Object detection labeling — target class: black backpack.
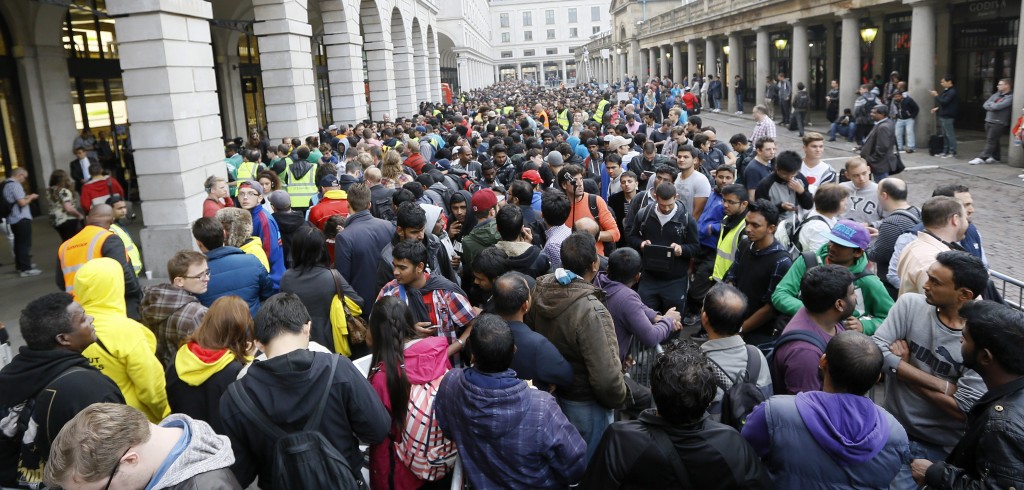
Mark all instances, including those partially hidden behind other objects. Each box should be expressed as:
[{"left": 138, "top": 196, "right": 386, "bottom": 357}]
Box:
[
  {"left": 763, "top": 330, "right": 828, "bottom": 370},
  {"left": 0, "top": 180, "right": 16, "bottom": 218},
  {"left": 228, "top": 356, "right": 361, "bottom": 490},
  {"left": 708, "top": 345, "right": 766, "bottom": 430},
  {"left": 786, "top": 215, "right": 829, "bottom": 258}
]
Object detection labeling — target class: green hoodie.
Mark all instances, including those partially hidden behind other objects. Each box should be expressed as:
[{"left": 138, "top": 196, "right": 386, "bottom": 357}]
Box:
[{"left": 771, "top": 243, "right": 894, "bottom": 335}]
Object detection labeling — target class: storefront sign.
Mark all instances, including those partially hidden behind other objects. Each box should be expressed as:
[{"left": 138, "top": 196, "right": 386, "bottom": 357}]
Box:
[{"left": 953, "top": 0, "right": 1020, "bottom": 22}]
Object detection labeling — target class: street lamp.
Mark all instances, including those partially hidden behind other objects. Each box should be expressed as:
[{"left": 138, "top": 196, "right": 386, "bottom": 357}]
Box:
[
  {"left": 773, "top": 38, "right": 788, "bottom": 51},
  {"left": 722, "top": 45, "right": 730, "bottom": 56},
  {"left": 666, "top": 51, "right": 671, "bottom": 59},
  {"left": 860, "top": 26, "right": 878, "bottom": 44}
]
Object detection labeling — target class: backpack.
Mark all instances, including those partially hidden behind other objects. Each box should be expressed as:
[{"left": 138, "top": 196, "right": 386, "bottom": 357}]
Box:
[
  {"left": 763, "top": 330, "right": 828, "bottom": 368},
  {"left": 393, "top": 373, "right": 457, "bottom": 481},
  {"left": 793, "top": 91, "right": 810, "bottom": 110},
  {"left": 587, "top": 194, "right": 616, "bottom": 254},
  {"left": 786, "top": 215, "right": 829, "bottom": 257},
  {"left": 0, "top": 180, "right": 16, "bottom": 219},
  {"left": 708, "top": 345, "right": 766, "bottom": 430},
  {"left": 889, "top": 208, "right": 921, "bottom": 225},
  {"left": 227, "top": 356, "right": 362, "bottom": 490}
]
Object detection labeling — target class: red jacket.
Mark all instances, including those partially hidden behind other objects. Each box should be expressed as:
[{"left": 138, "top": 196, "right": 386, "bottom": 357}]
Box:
[
  {"left": 80, "top": 177, "right": 125, "bottom": 212},
  {"left": 308, "top": 190, "right": 350, "bottom": 230},
  {"left": 404, "top": 153, "right": 427, "bottom": 175}
]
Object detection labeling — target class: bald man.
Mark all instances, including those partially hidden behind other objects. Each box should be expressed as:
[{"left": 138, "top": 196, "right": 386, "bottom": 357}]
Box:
[
  {"left": 56, "top": 203, "right": 142, "bottom": 318},
  {"left": 574, "top": 217, "right": 609, "bottom": 270}
]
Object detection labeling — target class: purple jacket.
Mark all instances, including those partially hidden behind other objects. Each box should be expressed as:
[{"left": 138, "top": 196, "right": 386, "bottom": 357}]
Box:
[
  {"left": 770, "top": 308, "right": 844, "bottom": 395},
  {"left": 435, "top": 368, "right": 586, "bottom": 489},
  {"left": 593, "top": 272, "right": 675, "bottom": 362}
]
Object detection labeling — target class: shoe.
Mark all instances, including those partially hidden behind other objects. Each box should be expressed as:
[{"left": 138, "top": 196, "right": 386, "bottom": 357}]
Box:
[
  {"left": 985, "top": 157, "right": 999, "bottom": 164},
  {"left": 19, "top": 268, "right": 41, "bottom": 278},
  {"left": 683, "top": 313, "right": 701, "bottom": 326},
  {"left": 852, "top": 146, "right": 861, "bottom": 152},
  {"left": 968, "top": 158, "right": 985, "bottom": 165},
  {"left": 942, "top": 153, "right": 955, "bottom": 159},
  {"left": 735, "top": 111, "right": 743, "bottom": 115},
  {"left": 827, "top": 138, "right": 836, "bottom": 142},
  {"left": 906, "top": 149, "right": 915, "bottom": 154}
]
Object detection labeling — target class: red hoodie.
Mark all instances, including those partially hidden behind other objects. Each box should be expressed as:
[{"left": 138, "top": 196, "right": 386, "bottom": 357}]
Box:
[
  {"left": 403, "top": 153, "right": 426, "bottom": 175},
  {"left": 80, "top": 177, "right": 125, "bottom": 212}
]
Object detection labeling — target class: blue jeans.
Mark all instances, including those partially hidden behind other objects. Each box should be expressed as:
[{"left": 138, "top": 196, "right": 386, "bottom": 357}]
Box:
[
  {"left": 736, "top": 94, "right": 744, "bottom": 112},
  {"left": 895, "top": 118, "right": 916, "bottom": 150},
  {"left": 558, "top": 398, "right": 613, "bottom": 461},
  {"left": 829, "top": 121, "right": 856, "bottom": 141},
  {"left": 939, "top": 117, "right": 957, "bottom": 155},
  {"left": 873, "top": 171, "right": 889, "bottom": 182},
  {"left": 890, "top": 438, "right": 950, "bottom": 490}
]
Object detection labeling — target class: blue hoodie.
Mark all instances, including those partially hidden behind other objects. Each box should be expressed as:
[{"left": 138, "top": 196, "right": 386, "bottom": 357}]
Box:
[{"left": 742, "top": 392, "right": 911, "bottom": 489}]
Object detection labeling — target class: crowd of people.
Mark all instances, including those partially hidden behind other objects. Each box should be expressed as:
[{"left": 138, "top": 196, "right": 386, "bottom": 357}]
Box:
[{"left": 1, "top": 76, "right": 1023, "bottom": 490}]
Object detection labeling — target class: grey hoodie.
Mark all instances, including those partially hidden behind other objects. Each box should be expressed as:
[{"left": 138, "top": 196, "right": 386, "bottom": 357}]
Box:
[{"left": 149, "top": 413, "right": 239, "bottom": 489}]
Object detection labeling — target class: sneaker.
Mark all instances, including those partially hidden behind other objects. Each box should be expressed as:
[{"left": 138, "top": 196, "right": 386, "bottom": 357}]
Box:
[
  {"left": 19, "top": 268, "right": 41, "bottom": 278},
  {"left": 968, "top": 157, "right": 985, "bottom": 165},
  {"left": 735, "top": 111, "right": 743, "bottom": 115},
  {"left": 827, "top": 138, "right": 836, "bottom": 142},
  {"left": 985, "top": 157, "right": 999, "bottom": 164},
  {"left": 906, "top": 149, "right": 915, "bottom": 154},
  {"left": 942, "top": 153, "right": 955, "bottom": 159}
]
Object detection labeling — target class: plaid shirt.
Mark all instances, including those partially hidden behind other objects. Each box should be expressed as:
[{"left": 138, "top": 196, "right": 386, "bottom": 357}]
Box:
[
  {"left": 377, "top": 277, "right": 475, "bottom": 339},
  {"left": 749, "top": 118, "right": 777, "bottom": 146}
]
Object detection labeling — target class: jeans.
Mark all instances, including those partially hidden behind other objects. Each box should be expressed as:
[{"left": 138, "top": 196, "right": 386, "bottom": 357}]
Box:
[
  {"left": 794, "top": 110, "right": 807, "bottom": 136},
  {"left": 829, "top": 122, "right": 857, "bottom": 142},
  {"left": 939, "top": 117, "right": 957, "bottom": 155},
  {"left": 639, "top": 275, "right": 688, "bottom": 314},
  {"left": 895, "top": 118, "right": 916, "bottom": 150},
  {"left": 890, "top": 438, "right": 950, "bottom": 490},
  {"left": 873, "top": 171, "right": 889, "bottom": 183},
  {"left": 736, "top": 93, "right": 744, "bottom": 112},
  {"left": 981, "top": 122, "right": 1007, "bottom": 161},
  {"left": 558, "top": 398, "right": 613, "bottom": 461},
  {"left": 10, "top": 219, "right": 32, "bottom": 272},
  {"left": 780, "top": 99, "right": 792, "bottom": 124}
]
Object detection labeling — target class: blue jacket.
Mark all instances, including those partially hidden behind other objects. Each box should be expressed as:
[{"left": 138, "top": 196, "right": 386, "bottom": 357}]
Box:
[
  {"left": 249, "top": 206, "right": 285, "bottom": 290},
  {"left": 742, "top": 392, "right": 911, "bottom": 489},
  {"left": 435, "top": 368, "right": 587, "bottom": 489},
  {"left": 697, "top": 190, "right": 725, "bottom": 249},
  {"left": 335, "top": 210, "right": 395, "bottom": 311},
  {"left": 198, "top": 246, "right": 274, "bottom": 317}
]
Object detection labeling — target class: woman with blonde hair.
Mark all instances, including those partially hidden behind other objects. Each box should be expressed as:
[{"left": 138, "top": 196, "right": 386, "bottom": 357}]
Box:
[
  {"left": 165, "top": 295, "right": 253, "bottom": 432},
  {"left": 380, "top": 148, "right": 404, "bottom": 188},
  {"left": 203, "top": 175, "right": 233, "bottom": 217},
  {"left": 47, "top": 169, "right": 84, "bottom": 241}
]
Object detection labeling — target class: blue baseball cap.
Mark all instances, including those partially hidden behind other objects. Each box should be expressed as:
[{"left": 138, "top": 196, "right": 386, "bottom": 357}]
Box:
[{"left": 827, "top": 220, "right": 871, "bottom": 250}]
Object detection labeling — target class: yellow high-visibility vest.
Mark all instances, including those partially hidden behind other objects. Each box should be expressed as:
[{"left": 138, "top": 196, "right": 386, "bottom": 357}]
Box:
[
  {"left": 110, "top": 223, "right": 142, "bottom": 276},
  {"left": 713, "top": 218, "right": 746, "bottom": 281},
  {"left": 285, "top": 160, "right": 318, "bottom": 209}
]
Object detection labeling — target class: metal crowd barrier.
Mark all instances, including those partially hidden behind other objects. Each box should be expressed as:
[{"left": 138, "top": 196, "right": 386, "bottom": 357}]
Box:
[
  {"left": 626, "top": 339, "right": 664, "bottom": 388},
  {"left": 991, "top": 270, "right": 1024, "bottom": 311}
]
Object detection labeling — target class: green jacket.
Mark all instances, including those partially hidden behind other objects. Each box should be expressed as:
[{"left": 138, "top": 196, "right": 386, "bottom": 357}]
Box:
[
  {"left": 771, "top": 243, "right": 894, "bottom": 335},
  {"left": 461, "top": 219, "right": 500, "bottom": 278}
]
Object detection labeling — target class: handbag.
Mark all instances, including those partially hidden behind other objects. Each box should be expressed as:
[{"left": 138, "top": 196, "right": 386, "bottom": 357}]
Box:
[{"left": 329, "top": 269, "right": 368, "bottom": 356}]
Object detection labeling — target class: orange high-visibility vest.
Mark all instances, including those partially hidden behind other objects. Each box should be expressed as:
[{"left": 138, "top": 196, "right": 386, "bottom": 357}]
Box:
[{"left": 58, "top": 225, "right": 117, "bottom": 295}]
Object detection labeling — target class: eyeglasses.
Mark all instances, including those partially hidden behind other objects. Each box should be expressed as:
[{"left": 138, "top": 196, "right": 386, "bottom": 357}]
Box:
[
  {"left": 237, "top": 191, "right": 260, "bottom": 198},
  {"left": 184, "top": 269, "right": 211, "bottom": 280},
  {"left": 103, "top": 447, "right": 131, "bottom": 490},
  {"left": 723, "top": 199, "right": 743, "bottom": 205}
]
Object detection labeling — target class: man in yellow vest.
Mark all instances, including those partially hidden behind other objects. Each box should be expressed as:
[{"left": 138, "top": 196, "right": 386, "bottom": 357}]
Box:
[
  {"left": 283, "top": 146, "right": 318, "bottom": 213},
  {"left": 235, "top": 149, "right": 264, "bottom": 185},
  {"left": 57, "top": 203, "right": 142, "bottom": 318},
  {"left": 593, "top": 96, "right": 611, "bottom": 126},
  {"left": 555, "top": 101, "right": 571, "bottom": 131},
  {"left": 713, "top": 184, "right": 750, "bottom": 281},
  {"left": 106, "top": 195, "right": 142, "bottom": 277}
]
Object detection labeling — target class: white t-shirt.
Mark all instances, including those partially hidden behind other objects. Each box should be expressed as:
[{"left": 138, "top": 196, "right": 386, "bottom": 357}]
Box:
[
  {"left": 674, "top": 171, "right": 712, "bottom": 215},
  {"left": 797, "top": 212, "right": 838, "bottom": 254},
  {"left": 800, "top": 160, "right": 837, "bottom": 196}
]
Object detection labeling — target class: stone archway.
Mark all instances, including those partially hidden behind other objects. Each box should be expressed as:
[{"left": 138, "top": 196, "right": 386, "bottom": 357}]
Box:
[
  {"left": 360, "top": 0, "right": 395, "bottom": 120},
  {"left": 319, "top": 0, "right": 366, "bottom": 124},
  {"left": 411, "top": 18, "right": 429, "bottom": 105},
  {"left": 390, "top": 7, "right": 416, "bottom": 117}
]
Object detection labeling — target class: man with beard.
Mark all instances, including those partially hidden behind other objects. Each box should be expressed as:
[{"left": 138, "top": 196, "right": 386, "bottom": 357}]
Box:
[{"left": 873, "top": 251, "right": 989, "bottom": 490}]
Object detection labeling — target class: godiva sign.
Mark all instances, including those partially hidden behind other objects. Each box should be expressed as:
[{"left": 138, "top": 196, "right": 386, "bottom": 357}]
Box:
[{"left": 953, "top": 0, "right": 1020, "bottom": 22}]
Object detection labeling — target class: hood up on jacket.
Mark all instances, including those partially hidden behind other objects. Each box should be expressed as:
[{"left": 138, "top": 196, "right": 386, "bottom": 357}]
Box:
[
  {"left": 794, "top": 391, "right": 890, "bottom": 466},
  {"left": 140, "top": 283, "right": 200, "bottom": 331},
  {"left": 453, "top": 368, "right": 529, "bottom": 439},
  {"left": 272, "top": 210, "right": 308, "bottom": 235},
  {"left": 175, "top": 342, "right": 243, "bottom": 387},
  {"left": 0, "top": 348, "right": 93, "bottom": 407},
  {"left": 148, "top": 414, "right": 237, "bottom": 489},
  {"left": 75, "top": 256, "right": 127, "bottom": 318},
  {"left": 532, "top": 273, "right": 605, "bottom": 321}
]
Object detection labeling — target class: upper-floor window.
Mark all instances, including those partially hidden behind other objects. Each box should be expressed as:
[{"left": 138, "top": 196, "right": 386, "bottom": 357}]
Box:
[
  {"left": 591, "top": 6, "right": 601, "bottom": 21},
  {"left": 547, "top": 29, "right": 555, "bottom": 40},
  {"left": 499, "top": 13, "right": 509, "bottom": 28},
  {"left": 546, "top": 48, "right": 558, "bottom": 55},
  {"left": 524, "top": 49, "right": 535, "bottom": 56},
  {"left": 569, "top": 28, "right": 578, "bottom": 38},
  {"left": 501, "top": 51, "right": 513, "bottom": 58},
  {"left": 523, "top": 11, "right": 532, "bottom": 26},
  {"left": 545, "top": 10, "right": 555, "bottom": 25},
  {"left": 568, "top": 8, "right": 577, "bottom": 23},
  {"left": 524, "top": 31, "right": 533, "bottom": 41},
  {"left": 501, "top": 32, "right": 510, "bottom": 43}
]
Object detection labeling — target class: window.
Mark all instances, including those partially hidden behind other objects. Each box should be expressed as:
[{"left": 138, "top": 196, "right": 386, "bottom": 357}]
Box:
[
  {"left": 500, "top": 13, "right": 509, "bottom": 28},
  {"left": 545, "top": 10, "right": 555, "bottom": 25},
  {"left": 569, "top": 27, "right": 578, "bottom": 38},
  {"left": 568, "top": 8, "right": 578, "bottom": 23},
  {"left": 523, "top": 11, "right": 532, "bottom": 26},
  {"left": 546, "top": 48, "right": 558, "bottom": 55},
  {"left": 569, "top": 48, "right": 576, "bottom": 54},
  {"left": 592, "top": 26, "right": 600, "bottom": 34},
  {"left": 591, "top": 6, "right": 601, "bottom": 21},
  {"left": 524, "top": 49, "right": 535, "bottom": 57},
  {"left": 524, "top": 31, "right": 533, "bottom": 41},
  {"left": 501, "top": 32, "right": 510, "bottom": 43},
  {"left": 501, "top": 51, "right": 513, "bottom": 58},
  {"left": 547, "top": 29, "right": 555, "bottom": 40}
]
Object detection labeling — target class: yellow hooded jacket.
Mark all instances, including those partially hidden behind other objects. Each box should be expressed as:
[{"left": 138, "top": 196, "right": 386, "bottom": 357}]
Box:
[
  {"left": 241, "top": 236, "right": 270, "bottom": 272},
  {"left": 78, "top": 257, "right": 170, "bottom": 423}
]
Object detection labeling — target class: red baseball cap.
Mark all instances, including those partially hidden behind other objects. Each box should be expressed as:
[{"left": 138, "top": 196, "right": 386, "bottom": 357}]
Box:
[
  {"left": 471, "top": 188, "right": 498, "bottom": 213},
  {"left": 521, "top": 170, "right": 543, "bottom": 185}
]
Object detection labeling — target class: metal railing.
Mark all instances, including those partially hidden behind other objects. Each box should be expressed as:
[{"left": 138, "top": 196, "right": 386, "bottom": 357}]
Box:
[{"left": 991, "top": 270, "right": 1024, "bottom": 310}]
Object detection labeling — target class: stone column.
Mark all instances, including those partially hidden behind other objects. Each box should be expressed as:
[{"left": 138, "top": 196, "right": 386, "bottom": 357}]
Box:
[
  {"left": 756, "top": 28, "right": 769, "bottom": 105},
  {"left": 660, "top": 44, "right": 670, "bottom": 80},
  {"left": 648, "top": 46, "right": 658, "bottom": 80},
  {"left": 687, "top": 40, "right": 698, "bottom": 82},
  {"left": 562, "top": 60, "right": 568, "bottom": 84},
  {"left": 907, "top": 1, "right": 936, "bottom": 148},
  {"left": 640, "top": 48, "right": 650, "bottom": 79},
  {"left": 618, "top": 51, "right": 627, "bottom": 82},
  {"left": 321, "top": 1, "right": 367, "bottom": 124},
  {"left": 839, "top": 13, "right": 861, "bottom": 114},
  {"left": 428, "top": 48, "right": 441, "bottom": 102},
  {"left": 630, "top": 39, "right": 641, "bottom": 78},
  {"left": 393, "top": 40, "right": 416, "bottom": 115},
  {"left": 672, "top": 43, "right": 683, "bottom": 84},
  {"left": 705, "top": 38, "right": 717, "bottom": 78},
  {"left": 728, "top": 33, "right": 741, "bottom": 113},
  {"left": 252, "top": 0, "right": 318, "bottom": 139},
  {"left": 364, "top": 32, "right": 397, "bottom": 120},
  {"left": 791, "top": 22, "right": 809, "bottom": 93},
  {"left": 414, "top": 49, "right": 430, "bottom": 103},
  {"left": 106, "top": 0, "right": 225, "bottom": 278},
  {"left": 1011, "top": 0, "right": 1024, "bottom": 166}
]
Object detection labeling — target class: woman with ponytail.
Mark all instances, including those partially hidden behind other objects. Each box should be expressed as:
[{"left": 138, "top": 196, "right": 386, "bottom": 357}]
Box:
[{"left": 367, "top": 296, "right": 460, "bottom": 490}]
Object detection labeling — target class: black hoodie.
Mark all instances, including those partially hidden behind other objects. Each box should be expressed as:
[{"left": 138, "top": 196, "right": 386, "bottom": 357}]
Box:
[
  {"left": 272, "top": 210, "right": 311, "bottom": 268},
  {"left": 0, "top": 348, "right": 123, "bottom": 486}
]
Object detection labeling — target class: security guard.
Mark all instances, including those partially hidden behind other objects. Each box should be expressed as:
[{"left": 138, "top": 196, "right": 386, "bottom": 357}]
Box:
[
  {"left": 107, "top": 195, "right": 143, "bottom": 277},
  {"left": 283, "top": 146, "right": 318, "bottom": 213}
]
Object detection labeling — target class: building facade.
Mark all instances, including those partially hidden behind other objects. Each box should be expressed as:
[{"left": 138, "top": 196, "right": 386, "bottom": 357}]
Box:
[
  {"left": 489, "top": 0, "right": 612, "bottom": 86},
  {"left": 580, "top": 0, "right": 1024, "bottom": 149}
]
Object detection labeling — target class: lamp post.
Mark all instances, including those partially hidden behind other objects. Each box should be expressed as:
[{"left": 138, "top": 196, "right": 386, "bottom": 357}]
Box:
[{"left": 860, "top": 23, "right": 878, "bottom": 83}]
